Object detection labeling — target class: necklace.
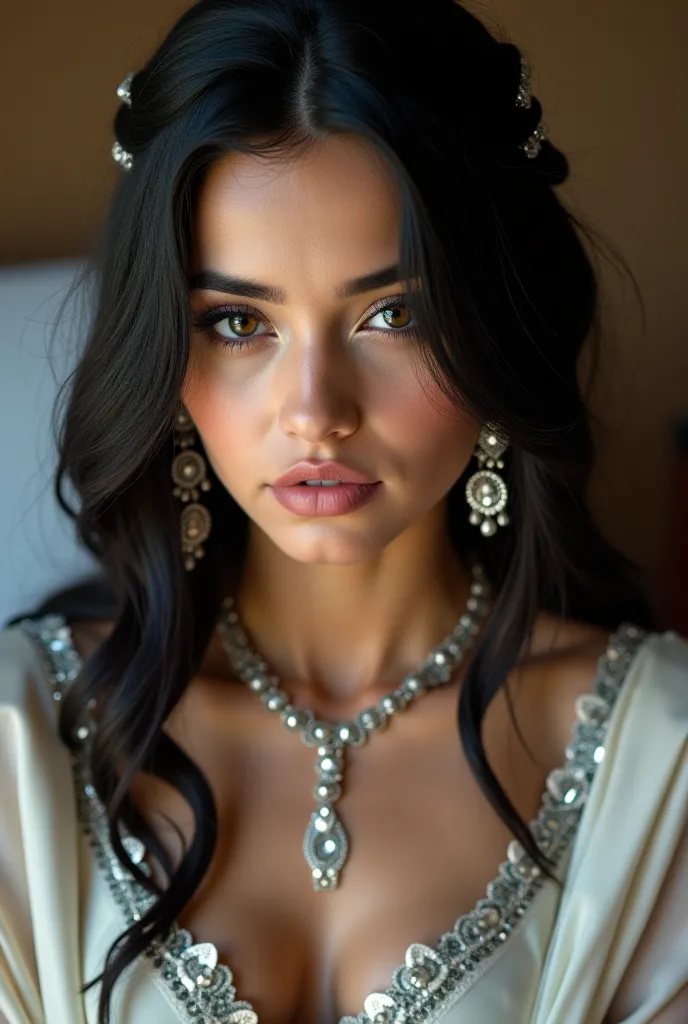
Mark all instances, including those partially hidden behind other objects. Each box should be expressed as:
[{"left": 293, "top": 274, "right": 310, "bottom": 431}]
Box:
[{"left": 216, "top": 562, "right": 491, "bottom": 891}]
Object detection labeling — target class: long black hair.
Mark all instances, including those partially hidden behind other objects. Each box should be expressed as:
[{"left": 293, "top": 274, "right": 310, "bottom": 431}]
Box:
[{"left": 19, "top": 0, "right": 657, "bottom": 1017}]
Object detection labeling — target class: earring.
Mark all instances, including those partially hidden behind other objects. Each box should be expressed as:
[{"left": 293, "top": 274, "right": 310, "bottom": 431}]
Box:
[
  {"left": 171, "top": 405, "right": 212, "bottom": 571},
  {"left": 465, "top": 422, "right": 510, "bottom": 537}
]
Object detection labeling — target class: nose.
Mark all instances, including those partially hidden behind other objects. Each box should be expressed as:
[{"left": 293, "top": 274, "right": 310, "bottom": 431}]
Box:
[{"left": 276, "top": 336, "right": 360, "bottom": 444}]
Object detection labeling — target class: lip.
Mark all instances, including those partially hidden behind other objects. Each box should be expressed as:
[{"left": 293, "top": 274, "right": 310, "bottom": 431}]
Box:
[
  {"left": 270, "top": 481, "right": 382, "bottom": 517},
  {"left": 272, "top": 460, "right": 378, "bottom": 488}
]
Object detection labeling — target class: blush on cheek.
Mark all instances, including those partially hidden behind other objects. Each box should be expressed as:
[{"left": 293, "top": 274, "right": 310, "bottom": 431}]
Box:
[
  {"left": 393, "top": 374, "right": 476, "bottom": 453},
  {"left": 180, "top": 362, "right": 228, "bottom": 428}
]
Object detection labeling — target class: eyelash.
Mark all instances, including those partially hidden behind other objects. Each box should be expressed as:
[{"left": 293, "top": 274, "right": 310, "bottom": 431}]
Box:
[{"left": 190, "top": 294, "right": 419, "bottom": 351}]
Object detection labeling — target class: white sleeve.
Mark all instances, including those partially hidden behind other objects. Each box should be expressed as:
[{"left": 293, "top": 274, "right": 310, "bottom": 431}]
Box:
[
  {"left": 0, "top": 643, "right": 45, "bottom": 1024},
  {"left": 604, "top": 818, "right": 688, "bottom": 1023},
  {"left": 0, "top": 625, "right": 85, "bottom": 1024}
]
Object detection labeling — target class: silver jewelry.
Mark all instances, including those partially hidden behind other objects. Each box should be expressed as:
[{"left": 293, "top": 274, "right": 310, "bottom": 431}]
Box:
[
  {"left": 517, "top": 56, "right": 548, "bottom": 159},
  {"left": 215, "top": 562, "right": 491, "bottom": 891},
  {"left": 112, "top": 73, "right": 135, "bottom": 170},
  {"left": 116, "top": 71, "right": 134, "bottom": 107},
  {"left": 111, "top": 53, "right": 547, "bottom": 172},
  {"left": 171, "top": 405, "right": 213, "bottom": 571},
  {"left": 111, "top": 140, "right": 133, "bottom": 173},
  {"left": 465, "top": 422, "right": 510, "bottom": 537}
]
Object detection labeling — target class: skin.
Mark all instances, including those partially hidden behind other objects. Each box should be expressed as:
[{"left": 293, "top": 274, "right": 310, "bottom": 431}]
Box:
[
  {"left": 70, "top": 134, "right": 643, "bottom": 1023},
  {"left": 182, "top": 133, "right": 481, "bottom": 707}
]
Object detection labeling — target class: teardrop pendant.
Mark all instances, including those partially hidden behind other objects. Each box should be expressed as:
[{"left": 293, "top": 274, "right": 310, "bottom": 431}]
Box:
[{"left": 302, "top": 806, "right": 349, "bottom": 890}]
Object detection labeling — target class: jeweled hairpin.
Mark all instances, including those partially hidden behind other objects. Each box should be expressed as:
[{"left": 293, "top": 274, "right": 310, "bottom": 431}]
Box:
[
  {"left": 112, "top": 72, "right": 135, "bottom": 171},
  {"left": 517, "top": 56, "right": 548, "bottom": 159},
  {"left": 116, "top": 72, "right": 134, "bottom": 107},
  {"left": 111, "top": 140, "right": 134, "bottom": 172},
  {"left": 516, "top": 56, "right": 532, "bottom": 109},
  {"left": 111, "top": 53, "right": 548, "bottom": 171}
]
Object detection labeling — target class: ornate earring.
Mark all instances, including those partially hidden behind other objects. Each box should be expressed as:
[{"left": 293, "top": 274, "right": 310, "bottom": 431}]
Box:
[
  {"left": 171, "top": 405, "right": 212, "bottom": 571},
  {"left": 465, "top": 422, "right": 510, "bottom": 537}
]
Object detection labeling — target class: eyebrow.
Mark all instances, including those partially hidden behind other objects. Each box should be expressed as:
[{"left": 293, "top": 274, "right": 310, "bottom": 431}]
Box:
[{"left": 187, "top": 263, "right": 403, "bottom": 303}]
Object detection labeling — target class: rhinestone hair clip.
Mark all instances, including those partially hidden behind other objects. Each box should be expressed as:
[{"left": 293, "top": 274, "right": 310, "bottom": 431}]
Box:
[
  {"left": 112, "top": 72, "right": 135, "bottom": 171},
  {"left": 514, "top": 56, "right": 548, "bottom": 158},
  {"left": 111, "top": 56, "right": 547, "bottom": 172}
]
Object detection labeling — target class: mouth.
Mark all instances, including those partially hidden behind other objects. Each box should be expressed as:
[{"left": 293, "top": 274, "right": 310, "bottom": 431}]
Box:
[
  {"left": 272, "top": 460, "right": 378, "bottom": 488},
  {"left": 269, "top": 479, "right": 382, "bottom": 517}
]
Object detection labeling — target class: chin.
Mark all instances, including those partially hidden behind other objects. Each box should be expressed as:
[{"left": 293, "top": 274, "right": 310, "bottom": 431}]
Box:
[{"left": 270, "top": 523, "right": 398, "bottom": 565}]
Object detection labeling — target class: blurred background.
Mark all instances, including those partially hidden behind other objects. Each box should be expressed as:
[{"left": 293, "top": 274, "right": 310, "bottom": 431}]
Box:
[{"left": 1, "top": 0, "right": 686, "bottom": 630}]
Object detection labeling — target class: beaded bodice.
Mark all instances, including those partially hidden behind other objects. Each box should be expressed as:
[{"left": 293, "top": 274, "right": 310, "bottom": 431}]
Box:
[{"left": 18, "top": 614, "right": 648, "bottom": 1024}]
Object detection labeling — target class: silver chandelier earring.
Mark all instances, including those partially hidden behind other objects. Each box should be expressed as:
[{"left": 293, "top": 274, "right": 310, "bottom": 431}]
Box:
[
  {"left": 465, "top": 422, "right": 511, "bottom": 537},
  {"left": 171, "top": 405, "right": 213, "bottom": 571}
]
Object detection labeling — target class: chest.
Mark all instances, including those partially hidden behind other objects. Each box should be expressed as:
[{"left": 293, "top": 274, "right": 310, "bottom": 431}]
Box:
[{"left": 126, "top": 686, "right": 553, "bottom": 1024}]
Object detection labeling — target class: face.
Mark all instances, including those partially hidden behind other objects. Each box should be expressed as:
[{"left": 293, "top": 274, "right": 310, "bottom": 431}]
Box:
[{"left": 182, "top": 133, "right": 479, "bottom": 565}]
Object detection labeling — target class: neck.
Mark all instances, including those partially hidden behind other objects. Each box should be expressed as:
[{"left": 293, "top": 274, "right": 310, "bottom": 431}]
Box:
[{"left": 222, "top": 502, "right": 479, "bottom": 717}]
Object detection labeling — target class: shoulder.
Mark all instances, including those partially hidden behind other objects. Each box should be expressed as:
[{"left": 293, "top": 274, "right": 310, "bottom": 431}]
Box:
[
  {"left": 0, "top": 614, "right": 84, "bottom": 835},
  {"left": 0, "top": 619, "right": 53, "bottom": 714},
  {"left": 0, "top": 613, "right": 109, "bottom": 725},
  {"left": 504, "top": 612, "right": 687, "bottom": 775}
]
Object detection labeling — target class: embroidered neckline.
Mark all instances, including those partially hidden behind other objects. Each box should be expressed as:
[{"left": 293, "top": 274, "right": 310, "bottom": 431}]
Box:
[{"left": 19, "top": 614, "right": 648, "bottom": 1024}]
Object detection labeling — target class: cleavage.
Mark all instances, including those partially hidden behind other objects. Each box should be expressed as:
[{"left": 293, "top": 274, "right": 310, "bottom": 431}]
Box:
[{"left": 128, "top": 684, "right": 548, "bottom": 1024}]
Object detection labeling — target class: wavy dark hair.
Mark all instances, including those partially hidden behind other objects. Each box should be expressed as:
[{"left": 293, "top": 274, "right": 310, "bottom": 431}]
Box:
[{"left": 16, "top": 0, "right": 659, "bottom": 1017}]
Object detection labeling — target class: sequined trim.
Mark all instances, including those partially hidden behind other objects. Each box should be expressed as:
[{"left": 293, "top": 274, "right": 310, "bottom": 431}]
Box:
[{"left": 18, "top": 615, "right": 648, "bottom": 1024}]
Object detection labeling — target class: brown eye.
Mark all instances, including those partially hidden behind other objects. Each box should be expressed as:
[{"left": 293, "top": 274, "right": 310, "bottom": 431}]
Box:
[
  {"left": 190, "top": 302, "right": 272, "bottom": 351},
  {"left": 227, "top": 312, "right": 261, "bottom": 337},
  {"left": 362, "top": 296, "right": 418, "bottom": 338},
  {"left": 381, "top": 304, "right": 412, "bottom": 329}
]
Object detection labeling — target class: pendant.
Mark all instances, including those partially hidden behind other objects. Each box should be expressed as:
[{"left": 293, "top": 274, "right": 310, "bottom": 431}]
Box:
[
  {"left": 303, "top": 806, "right": 349, "bottom": 890},
  {"left": 303, "top": 738, "right": 349, "bottom": 890}
]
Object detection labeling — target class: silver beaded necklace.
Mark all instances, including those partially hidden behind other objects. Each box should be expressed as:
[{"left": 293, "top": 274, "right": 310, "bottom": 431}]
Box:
[{"left": 216, "top": 562, "right": 491, "bottom": 891}]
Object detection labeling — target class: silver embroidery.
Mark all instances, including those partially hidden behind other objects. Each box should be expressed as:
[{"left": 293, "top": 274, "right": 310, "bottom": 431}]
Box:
[
  {"left": 18, "top": 615, "right": 648, "bottom": 1024},
  {"left": 19, "top": 615, "right": 258, "bottom": 1024}
]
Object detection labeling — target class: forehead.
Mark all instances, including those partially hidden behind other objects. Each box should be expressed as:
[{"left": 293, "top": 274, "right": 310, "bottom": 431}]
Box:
[{"left": 189, "top": 134, "right": 402, "bottom": 286}]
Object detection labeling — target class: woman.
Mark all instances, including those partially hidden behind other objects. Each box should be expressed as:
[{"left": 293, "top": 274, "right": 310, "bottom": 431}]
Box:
[{"left": 1, "top": 0, "right": 686, "bottom": 1022}]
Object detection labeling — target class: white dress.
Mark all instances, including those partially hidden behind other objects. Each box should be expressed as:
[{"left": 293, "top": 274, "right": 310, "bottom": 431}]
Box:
[{"left": 0, "top": 613, "right": 687, "bottom": 1024}]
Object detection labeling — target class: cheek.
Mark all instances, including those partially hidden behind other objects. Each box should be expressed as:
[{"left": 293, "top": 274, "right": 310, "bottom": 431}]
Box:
[
  {"left": 180, "top": 365, "right": 257, "bottom": 482},
  {"left": 376, "top": 365, "right": 478, "bottom": 470}
]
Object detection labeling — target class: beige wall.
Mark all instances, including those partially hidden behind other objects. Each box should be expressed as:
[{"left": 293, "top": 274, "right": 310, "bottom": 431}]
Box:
[{"left": 2, "top": 0, "right": 686, "bottom": 614}]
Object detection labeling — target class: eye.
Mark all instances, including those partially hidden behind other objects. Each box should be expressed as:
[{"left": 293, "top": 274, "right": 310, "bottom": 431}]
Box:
[
  {"left": 190, "top": 293, "right": 419, "bottom": 351},
  {"left": 361, "top": 295, "right": 418, "bottom": 338},
  {"left": 190, "top": 303, "right": 272, "bottom": 350}
]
